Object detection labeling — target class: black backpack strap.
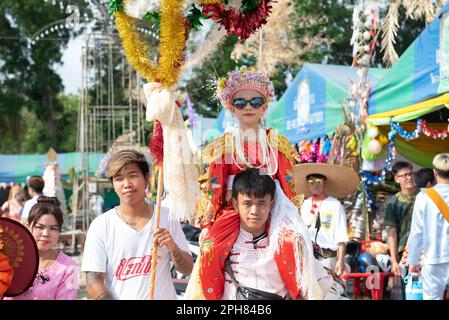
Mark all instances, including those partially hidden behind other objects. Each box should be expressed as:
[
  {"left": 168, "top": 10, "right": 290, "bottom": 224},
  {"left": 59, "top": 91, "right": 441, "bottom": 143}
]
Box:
[{"left": 315, "top": 211, "right": 321, "bottom": 243}]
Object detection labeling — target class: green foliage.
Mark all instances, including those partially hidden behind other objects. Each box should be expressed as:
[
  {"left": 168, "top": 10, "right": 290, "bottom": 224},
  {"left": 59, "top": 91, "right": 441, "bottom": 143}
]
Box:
[
  {"left": 144, "top": 11, "right": 160, "bottom": 28},
  {"left": 290, "top": 0, "right": 426, "bottom": 66},
  {"left": 291, "top": 0, "right": 356, "bottom": 65}
]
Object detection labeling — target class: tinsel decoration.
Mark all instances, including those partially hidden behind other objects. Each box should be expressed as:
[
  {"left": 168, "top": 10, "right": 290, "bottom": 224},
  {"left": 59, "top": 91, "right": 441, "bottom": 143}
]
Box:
[
  {"left": 202, "top": 0, "right": 273, "bottom": 40},
  {"left": 200, "top": 0, "right": 220, "bottom": 4},
  {"left": 186, "top": 3, "right": 206, "bottom": 31},
  {"left": 125, "top": 0, "right": 158, "bottom": 19},
  {"left": 242, "top": 0, "right": 261, "bottom": 12},
  {"left": 419, "top": 119, "right": 449, "bottom": 139},
  {"left": 181, "top": 24, "right": 227, "bottom": 72},
  {"left": 157, "top": 0, "right": 187, "bottom": 87},
  {"left": 108, "top": 0, "right": 124, "bottom": 15},
  {"left": 115, "top": 12, "right": 157, "bottom": 82},
  {"left": 114, "top": 0, "right": 186, "bottom": 86},
  {"left": 390, "top": 119, "right": 421, "bottom": 140},
  {"left": 150, "top": 120, "right": 164, "bottom": 166}
]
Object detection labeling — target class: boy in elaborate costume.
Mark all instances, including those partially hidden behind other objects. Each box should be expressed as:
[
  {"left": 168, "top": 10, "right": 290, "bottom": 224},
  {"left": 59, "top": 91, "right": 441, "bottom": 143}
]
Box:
[{"left": 186, "top": 69, "right": 331, "bottom": 300}]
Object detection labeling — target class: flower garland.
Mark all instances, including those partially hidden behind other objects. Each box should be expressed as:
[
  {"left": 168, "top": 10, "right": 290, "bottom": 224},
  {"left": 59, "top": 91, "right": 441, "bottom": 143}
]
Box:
[
  {"left": 202, "top": 0, "right": 274, "bottom": 40},
  {"left": 113, "top": 0, "right": 186, "bottom": 86},
  {"left": 419, "top": 119, "right": 449, "bottom": 139},
  {"left": 390, "top": 119, "right": 421, "bottom": 140}
]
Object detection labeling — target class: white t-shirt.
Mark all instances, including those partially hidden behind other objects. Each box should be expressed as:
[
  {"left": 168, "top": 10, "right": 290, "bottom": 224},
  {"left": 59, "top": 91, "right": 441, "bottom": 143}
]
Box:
[
  {"left": 21, "top": 195, "right": 39, "bottom": 221},
  {"left": 301, "top": 196, "right": 349, "bottom": 251},
  {"left": 81, "top": 206, "right": 190, "bottom": 300}
]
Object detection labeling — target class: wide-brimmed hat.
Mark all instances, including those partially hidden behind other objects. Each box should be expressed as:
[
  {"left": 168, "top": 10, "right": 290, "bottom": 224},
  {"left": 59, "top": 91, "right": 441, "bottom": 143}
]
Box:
[
  {"left": 0, "top": 217, "right": 39, "bottom": 297},
  {"left": 293, "top": 163, "right": 360, "bottom": 198}
]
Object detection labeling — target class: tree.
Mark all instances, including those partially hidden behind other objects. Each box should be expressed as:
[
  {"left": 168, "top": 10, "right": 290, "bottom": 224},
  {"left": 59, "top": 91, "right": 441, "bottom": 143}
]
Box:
[{"left": 0, "top": 0, "right": 85, "bottom": 153}]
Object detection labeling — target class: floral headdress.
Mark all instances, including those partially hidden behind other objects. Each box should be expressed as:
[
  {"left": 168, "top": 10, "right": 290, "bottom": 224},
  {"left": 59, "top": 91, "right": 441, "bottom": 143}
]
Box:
[{"left": 217, "top": 68, "right": 275, "bottom": 110}]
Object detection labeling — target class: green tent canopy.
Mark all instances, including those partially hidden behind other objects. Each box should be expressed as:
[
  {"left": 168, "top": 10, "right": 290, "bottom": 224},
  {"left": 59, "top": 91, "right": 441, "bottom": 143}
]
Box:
[
  {"left": 367, "top": 3, "right": 449, "bottom": 167},
  {"left": 0, "top": 152, "right": 106, "bottom": 183}
]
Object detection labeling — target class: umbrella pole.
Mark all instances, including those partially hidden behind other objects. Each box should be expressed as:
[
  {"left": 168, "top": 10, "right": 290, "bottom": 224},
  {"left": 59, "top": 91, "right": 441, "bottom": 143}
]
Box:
[{"left": 148, "top": 165, "right": 164, "bottom": 300}]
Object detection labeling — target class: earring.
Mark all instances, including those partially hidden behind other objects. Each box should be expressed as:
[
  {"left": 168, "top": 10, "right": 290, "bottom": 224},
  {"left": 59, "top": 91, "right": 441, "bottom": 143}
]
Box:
[{"left": 233, "top": 114, "right": 239, "bottom": 128}]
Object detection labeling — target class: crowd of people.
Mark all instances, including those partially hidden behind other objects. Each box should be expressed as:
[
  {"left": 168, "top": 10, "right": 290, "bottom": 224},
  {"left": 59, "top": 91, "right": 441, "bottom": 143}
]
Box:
[{"left": 1, "top": 69, "right": 448, "bottom": 301}]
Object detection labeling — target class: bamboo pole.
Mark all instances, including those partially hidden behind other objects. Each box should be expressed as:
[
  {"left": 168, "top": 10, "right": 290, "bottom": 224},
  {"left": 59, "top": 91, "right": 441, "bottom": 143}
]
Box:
[{"left": 148, "top": 165, "right": 164, "bottom": 300}]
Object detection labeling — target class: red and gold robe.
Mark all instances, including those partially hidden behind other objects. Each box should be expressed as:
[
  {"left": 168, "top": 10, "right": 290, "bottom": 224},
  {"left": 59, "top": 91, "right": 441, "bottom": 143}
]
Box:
[
  {"left": 197, "top": 129, "right": 302, "bottom": 228},
  {"left": 194, "top": 129, "right": 308, "bottom": 300}
]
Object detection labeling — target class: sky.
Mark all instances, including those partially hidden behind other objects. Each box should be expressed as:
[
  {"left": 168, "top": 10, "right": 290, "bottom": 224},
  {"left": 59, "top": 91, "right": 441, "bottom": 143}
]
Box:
[
  {"left": 55, "top": 17, "right": 214, "bottom": 95},
  {"left": 57, "top": 35, "right": 84, "bottom": 95}
]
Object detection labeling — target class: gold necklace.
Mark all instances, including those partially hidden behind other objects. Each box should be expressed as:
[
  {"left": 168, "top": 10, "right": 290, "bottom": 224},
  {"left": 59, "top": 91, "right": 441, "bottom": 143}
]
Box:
[
  {"left": 117, "top": 204, "right": 151, "bottom": 228},
  {"left": 39, "top": 250, "right": 55, "bottom": 269},
  {"left": 37, "top": 250, "right": 55, "bottom": 285}
]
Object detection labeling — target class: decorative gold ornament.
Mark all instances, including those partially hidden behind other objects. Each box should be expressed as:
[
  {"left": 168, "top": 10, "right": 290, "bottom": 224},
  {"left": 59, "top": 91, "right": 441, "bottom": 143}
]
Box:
[{"left": 115, "top": 0, "right": 186, "bottom": 87}]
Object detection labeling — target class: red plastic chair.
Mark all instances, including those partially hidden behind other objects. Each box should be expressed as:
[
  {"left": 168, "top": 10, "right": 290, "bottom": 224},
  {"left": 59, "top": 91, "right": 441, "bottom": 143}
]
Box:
[{"left": 341, "top": 272, "right": 395, "bottom": 300}]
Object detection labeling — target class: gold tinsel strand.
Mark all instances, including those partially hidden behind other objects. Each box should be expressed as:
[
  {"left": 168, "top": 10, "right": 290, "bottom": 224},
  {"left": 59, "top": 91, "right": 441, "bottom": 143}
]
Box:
[
  {"left": 201, "top": 0, "right": 220, "bottom": 4},
  {"left": 114, "top": 0, "right": 187, "bottom": 87},
  {"left": 158, "top": 0, "right": 186, "bottom": 87},
  {"left": 114, "top": 11, "right": 157, "bottom": 82}
]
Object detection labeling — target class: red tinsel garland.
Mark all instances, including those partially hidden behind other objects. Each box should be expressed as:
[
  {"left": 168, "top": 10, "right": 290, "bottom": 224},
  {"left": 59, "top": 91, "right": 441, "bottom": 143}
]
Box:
[
  {"left": 202, "top": 0, "right": 273, "bottom": 40},
  {"left": 420, "top": 119, "right": 449, "bottom": 139},
  {"left": 150, "top": 120, "right": 164, "bottom": 166}
]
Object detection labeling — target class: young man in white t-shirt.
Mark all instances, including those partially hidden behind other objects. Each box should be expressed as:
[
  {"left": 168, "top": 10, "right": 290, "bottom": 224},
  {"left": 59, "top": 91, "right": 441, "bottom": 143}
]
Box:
[
  {"left": 81, "top": 149, "right": 193, "bottom": 300},
  {"left": 301, "top": 173, "right": 349, "bottom": 276},
  {"left": 21, "top": 176, "right": 45, "bottom": 224}
]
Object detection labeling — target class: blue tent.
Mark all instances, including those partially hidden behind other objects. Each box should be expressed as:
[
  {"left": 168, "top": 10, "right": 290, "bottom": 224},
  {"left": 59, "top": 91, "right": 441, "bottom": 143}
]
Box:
[
  {"left": 368, "top": 2, "right": 449, "bottom": 117},
  {"left": 366, "top": 3, "right": 449, "bottom": 167},
  {"left": 267, "top": 64, "right": 386, "bottom": 143}
]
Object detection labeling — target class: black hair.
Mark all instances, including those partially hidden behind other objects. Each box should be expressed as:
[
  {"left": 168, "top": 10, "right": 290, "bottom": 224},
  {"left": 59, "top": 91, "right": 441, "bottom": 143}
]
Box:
[
  {"left": 106, "top": 149, "right": 150, "bottom": 183},
  {"left": 435, "top": 169, "right": 449, "bottom": 179},
  {"left": 414, "top": 168, "right": 435, "bottom": 188},
  {"left": 28, "top": 176, "right": 45, "bottom": 194},
  {"left": 392, "top": 161, "right": 413, "bottom": 176},
  {"left": 28, "top": 196, "right": 64, "bottom": 231},
  {"left": 306, "top": 174, "right": 327, "bottom": 180},
  {"left": 232, "top": 169, "right": 276, "bottom": 200}
]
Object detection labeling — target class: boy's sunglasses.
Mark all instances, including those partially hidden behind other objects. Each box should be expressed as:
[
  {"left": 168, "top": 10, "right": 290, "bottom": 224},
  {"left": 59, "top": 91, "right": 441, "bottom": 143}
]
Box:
[{"left": 232, "top": 97, "right": 265, "bottom": 109}]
